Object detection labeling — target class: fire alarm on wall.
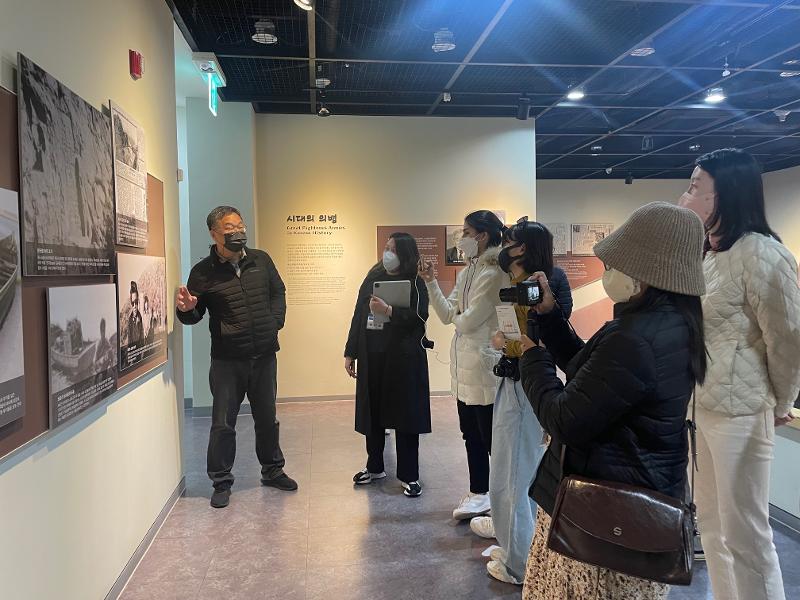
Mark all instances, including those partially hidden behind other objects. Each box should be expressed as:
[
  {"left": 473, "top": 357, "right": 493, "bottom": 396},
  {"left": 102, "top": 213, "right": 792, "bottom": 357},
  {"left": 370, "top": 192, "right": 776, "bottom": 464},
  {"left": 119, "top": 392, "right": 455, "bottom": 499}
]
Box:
[{"left": 129, "top": 50, "right": 144, "bottom": 80}]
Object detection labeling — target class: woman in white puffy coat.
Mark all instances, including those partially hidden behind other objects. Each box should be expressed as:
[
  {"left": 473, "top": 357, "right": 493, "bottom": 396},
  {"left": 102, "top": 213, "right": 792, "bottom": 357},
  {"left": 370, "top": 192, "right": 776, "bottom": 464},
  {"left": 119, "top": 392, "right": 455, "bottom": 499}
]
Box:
[
  {"left": 420, "top": 210, "right": 507, "bottom": 520},
  {"left": 679, "top": 148, "right": 800, "bottom": 600}
]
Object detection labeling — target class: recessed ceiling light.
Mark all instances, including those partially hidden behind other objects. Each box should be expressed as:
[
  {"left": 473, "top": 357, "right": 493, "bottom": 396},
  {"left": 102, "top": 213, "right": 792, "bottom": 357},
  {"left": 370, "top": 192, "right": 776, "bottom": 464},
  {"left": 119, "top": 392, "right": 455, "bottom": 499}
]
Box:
[
  {"left": 705, "top": 87, "right": 726, "bottom": 104},
  {"left": 630, "top": 47, "right": 655, "bottom": 57},
  {"left": 251, "top": 20, "right": 277, "bottom": 44},
  {"left": 780, "top": 71, "right": 800, "bottom": 78},
  {"left": 566, "top": 88, "right": 585, "bottom": 101},
  {"left": 293, "top": 0, "right": 313, "bottom": 11},
  {"left": 432, "top": 28, "right": 456, "bottom": 53},
  {"left": 783, "top": 59, "right": 800, "bottom": 66}
]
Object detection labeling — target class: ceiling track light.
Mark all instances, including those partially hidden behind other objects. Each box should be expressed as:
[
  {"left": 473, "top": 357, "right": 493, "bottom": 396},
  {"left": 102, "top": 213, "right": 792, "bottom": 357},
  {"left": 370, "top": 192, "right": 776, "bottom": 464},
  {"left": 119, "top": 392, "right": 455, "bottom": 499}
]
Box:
[
  {"left": 630, "top": 47, "right": 655, "bottom": 57},
  {"left": 625, "top": 173, "right": 633, "bottom": 185},
  {"left": 779, "top": 71, "right": 800, "bottom": 78},
  {"left": 442, "top": 91, "right": 452, "bottom": 103},
  {"left": 565, "top": 87, "right": 585, "bottom": 101},
  {"left": 641, "top": 135, "right": 654, "bottom": 152},
  {"left": 722, "top": 57, "right": 731, "bottom": 77},
  {"left": 293, "top": 0, "right": 313, "bottom": 11},
  {"left": 705, "top": 87, "right": 726, "bottom": 104},
  {"left": 315, "top": 64, "right": 330, "bottom": 89},
  {"left": 251, "top": 20, "right": 277, "bottom": 45},
  {"left": 689, "top": 143, "right": 701, "bottom": 152},
  {"left": 774, "top": 109, "right": 791, "bottom": 123},
  {"left": 432, "top": 28, "right": 456, "bottom": 53},
  {"left": 590, "top": 144, "right": 603, "bottom": 152},
  {"left": 782, "top": 59, "right": 800, "bottom": 66}
]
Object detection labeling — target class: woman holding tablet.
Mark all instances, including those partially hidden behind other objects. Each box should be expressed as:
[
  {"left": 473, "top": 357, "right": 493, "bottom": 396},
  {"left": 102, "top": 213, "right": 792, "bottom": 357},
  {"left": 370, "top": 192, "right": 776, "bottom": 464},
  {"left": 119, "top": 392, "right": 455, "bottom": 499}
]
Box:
[{"left": 345, "top": 233, "right": 431, "bottom": 497}]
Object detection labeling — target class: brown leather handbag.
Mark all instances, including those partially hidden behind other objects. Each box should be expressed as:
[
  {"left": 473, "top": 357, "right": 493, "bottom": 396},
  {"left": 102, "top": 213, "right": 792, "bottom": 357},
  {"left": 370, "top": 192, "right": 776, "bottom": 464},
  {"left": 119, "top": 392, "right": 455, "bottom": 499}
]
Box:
[{"left": 546, "top": 400, "right": 698, "bottom": 586}]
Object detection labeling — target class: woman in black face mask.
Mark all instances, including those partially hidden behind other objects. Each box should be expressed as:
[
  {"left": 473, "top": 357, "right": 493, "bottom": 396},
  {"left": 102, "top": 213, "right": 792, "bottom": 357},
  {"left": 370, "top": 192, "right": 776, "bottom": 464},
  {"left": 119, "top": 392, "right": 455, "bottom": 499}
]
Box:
[{"left": 476, "top": 219, "right": 573, "bottom": 584}]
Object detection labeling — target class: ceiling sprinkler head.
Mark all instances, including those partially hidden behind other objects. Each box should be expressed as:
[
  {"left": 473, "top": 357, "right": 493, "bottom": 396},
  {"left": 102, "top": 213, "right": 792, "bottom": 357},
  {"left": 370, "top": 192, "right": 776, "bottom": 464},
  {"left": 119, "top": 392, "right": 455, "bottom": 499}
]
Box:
[{"left": 774, "top": 109, "right": 791, "bottom": 123}]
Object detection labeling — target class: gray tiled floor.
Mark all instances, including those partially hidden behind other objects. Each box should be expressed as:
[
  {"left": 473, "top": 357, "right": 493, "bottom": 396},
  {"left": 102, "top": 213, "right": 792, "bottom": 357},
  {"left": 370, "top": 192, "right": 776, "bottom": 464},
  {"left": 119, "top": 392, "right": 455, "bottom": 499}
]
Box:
[{"left": 121, "top": 397, "right": 800, "bottom": 600}]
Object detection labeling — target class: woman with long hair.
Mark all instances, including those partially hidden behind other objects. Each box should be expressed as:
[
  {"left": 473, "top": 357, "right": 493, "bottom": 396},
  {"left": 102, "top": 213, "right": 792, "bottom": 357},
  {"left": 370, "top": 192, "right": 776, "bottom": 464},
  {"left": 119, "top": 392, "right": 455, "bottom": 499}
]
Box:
[
  {"left": 679, "top": 148, "right": 800, "bottom": 600},
  {"left": 345, "top": 233, "right": 431, "bottom": 498},
  {"left": 519, "top": 202, "right": 707, "bottom": 599},
  {"left": 419, "top": 210, "right": 508, "bottom": 520},
  {"left": 471, "top": 220, "right": 572, "bottom": 584}
]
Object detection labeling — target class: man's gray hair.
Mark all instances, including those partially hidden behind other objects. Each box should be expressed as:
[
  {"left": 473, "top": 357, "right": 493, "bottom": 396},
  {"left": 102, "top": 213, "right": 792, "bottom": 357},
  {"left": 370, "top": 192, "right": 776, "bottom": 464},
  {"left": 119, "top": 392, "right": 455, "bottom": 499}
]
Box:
[{"left": 207, "top": 206, "right": 242, "bottom": 230}]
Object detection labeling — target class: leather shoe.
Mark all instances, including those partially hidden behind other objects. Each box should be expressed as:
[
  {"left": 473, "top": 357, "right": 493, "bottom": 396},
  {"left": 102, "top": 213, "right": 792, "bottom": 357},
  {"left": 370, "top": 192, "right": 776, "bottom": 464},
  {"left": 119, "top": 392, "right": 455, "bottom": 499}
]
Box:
[{"left": 261, "top": 474, "right": 298, "bottom": 491}]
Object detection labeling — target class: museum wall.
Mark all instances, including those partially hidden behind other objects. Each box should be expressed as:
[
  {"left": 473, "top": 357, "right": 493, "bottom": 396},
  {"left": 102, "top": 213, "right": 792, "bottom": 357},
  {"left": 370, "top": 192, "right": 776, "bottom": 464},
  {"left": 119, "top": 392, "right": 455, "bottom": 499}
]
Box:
[
  {"left": 0, "top": 1, "right": 184, "bottom": 599},
  {"left": 184, "top": 98, "right": 256, "bottom": 409},
  {"left": 254, "top": 114, "right": 536, "bottom": 399},
  {"left": 763, "top": 165, "right": 800, "bottom": 521}
]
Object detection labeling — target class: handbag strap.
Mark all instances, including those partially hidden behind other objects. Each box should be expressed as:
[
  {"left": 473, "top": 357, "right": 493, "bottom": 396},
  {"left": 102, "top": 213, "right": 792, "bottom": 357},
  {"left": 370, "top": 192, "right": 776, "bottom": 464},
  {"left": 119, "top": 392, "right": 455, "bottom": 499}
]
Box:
[{"left": 687, "top": 391, "right": 698, "bottom": 533}]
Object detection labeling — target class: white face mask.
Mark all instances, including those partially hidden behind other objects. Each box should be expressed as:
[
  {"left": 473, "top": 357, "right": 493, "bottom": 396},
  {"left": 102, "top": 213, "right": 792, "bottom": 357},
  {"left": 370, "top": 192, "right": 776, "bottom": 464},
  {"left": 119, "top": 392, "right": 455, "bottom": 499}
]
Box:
[
  {"left": 382, "top": 251, "right": 400, "bottom": 273},
  {"left": 458, "top": 235, "right": 479, "bottom": 260},
  {"left": 602, "top": 268, "right": 641, "bottom": 303}
]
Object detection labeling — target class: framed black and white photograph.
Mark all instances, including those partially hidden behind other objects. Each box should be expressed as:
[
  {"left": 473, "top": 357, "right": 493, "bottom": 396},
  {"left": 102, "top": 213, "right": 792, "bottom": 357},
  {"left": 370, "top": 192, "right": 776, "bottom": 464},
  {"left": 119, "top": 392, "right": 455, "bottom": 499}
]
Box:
[
  {"left": 0, "top": 188, "right": 25, "bottom": 428},
  {"left": 47, "top": 284, "right": 118, "bottom": 428},
  {"left": 445, "top": 225, "right": 466, "bottom": 266},
  {"left": 111, "top": 101, "right": 148, "bottom": 248},
  {"left": 117, "top": 253, "right": 167, "bottom": 375},
  {"left": 17, "top": 53, "right": 115, "bottom": 276}
]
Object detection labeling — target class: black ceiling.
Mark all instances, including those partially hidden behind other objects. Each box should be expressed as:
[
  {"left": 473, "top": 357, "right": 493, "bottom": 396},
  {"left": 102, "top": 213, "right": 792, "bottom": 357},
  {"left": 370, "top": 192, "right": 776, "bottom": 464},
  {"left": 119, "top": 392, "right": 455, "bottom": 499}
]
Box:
[{"left": 169, "top": 0, "right": 800, "bottom": 179}]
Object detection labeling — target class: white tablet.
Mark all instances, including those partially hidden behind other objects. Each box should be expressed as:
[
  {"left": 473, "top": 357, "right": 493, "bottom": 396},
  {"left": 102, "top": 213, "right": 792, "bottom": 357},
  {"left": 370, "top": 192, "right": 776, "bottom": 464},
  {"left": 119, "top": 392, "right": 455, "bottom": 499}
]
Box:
[{"left": 372, "top": 280, "right": 411, "bottom": 324}]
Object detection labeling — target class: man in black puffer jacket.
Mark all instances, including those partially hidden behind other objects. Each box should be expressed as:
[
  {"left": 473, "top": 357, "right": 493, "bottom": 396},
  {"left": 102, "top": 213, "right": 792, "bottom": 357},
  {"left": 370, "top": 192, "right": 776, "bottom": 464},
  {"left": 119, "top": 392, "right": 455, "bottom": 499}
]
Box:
[{"left": 177, "top": 206, "right": 296, "bottom": 508}]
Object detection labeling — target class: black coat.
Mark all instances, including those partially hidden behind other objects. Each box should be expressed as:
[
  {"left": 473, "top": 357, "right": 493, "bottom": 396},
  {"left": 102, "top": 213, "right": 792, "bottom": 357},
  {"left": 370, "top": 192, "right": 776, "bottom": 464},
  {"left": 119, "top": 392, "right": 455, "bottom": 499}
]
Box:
[
  {"left": 177, "top": 246, "right": 286, "bottom": 359},
  {"left": 520, "top": 299, "right": 693, "bottom": 515},
  {"left": 345, "top": 271, "right": 432, "bottom": 435},
  {"left": 549, "top": 266, "right": 573, "bottom": 319}
]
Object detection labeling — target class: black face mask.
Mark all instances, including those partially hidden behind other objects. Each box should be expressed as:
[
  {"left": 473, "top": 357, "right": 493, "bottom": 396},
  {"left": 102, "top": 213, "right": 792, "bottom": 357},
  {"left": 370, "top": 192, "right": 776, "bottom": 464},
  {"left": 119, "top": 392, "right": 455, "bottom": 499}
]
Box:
[
  {"left": 223, "top": 231, "right": 247, "bottom": 252},
  {"left": 498, "top": 244, "right": 522, "bottom": 273}
]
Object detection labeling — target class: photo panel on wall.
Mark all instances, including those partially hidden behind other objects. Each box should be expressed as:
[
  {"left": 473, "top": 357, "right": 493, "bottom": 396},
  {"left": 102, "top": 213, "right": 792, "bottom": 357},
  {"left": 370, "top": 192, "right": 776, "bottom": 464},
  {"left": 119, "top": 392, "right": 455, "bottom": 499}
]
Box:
[
  {"left": 47, "top": 284, "right": 118, "bottom": 428},
  {"left": 17, "top": 53, "right": 115, "bottom": 276},
  {"left": 117, "top": 252, "right": 167, "bottom": 378},
  {"left": 110, "top": 101, "right": 148, "bottom": 248},
  {"left": 0, "top": 187, "right": 25, "bottom": 428}
]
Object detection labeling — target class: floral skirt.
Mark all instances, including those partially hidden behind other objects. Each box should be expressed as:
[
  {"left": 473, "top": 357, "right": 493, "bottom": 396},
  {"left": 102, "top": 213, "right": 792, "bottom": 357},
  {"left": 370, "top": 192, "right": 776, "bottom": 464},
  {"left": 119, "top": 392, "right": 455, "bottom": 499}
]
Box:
[{"left": 522, "top": 507, "right": 670, "bottom": 600}]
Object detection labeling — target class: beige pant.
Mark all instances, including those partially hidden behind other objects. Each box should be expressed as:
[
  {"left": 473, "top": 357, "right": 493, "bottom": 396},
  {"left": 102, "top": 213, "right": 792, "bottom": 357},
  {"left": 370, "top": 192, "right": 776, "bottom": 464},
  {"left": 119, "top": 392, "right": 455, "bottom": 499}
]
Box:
[{"left": 695, "top": 406, "right": 785, "bottom": 600}]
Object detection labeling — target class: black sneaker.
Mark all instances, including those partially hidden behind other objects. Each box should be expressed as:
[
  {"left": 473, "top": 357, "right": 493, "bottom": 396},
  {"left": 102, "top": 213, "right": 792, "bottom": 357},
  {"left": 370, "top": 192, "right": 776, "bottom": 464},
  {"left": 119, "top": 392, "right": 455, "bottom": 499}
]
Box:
[
  {"left": 353, "top": 469, "right": 387, "bottom": 485},
  {"left": 210, "top": 488, "right": 231, "bottom": 508},
  {"left": 261, "top": 473, "right": 298, "bottom": 491},
  {"left": 402, "top": 481, "right": 422, "bottom": 498}
]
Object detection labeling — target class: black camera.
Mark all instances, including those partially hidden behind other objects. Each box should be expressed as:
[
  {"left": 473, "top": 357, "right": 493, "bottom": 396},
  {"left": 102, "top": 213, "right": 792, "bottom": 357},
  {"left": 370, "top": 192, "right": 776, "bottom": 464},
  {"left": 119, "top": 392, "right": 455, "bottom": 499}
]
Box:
[
  {"left": 493, "top": 356, "right": 520, "bottom": 381},
  {"left": 498, "top": 280, "right": 542, "bottom": 307}
]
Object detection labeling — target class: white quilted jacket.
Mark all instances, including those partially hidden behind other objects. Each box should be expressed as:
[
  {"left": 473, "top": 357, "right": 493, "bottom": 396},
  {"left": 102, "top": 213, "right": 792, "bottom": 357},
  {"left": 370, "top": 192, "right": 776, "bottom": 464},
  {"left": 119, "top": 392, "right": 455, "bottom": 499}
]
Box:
[
  {"left": 427, "top": 246, "right": 506, "bottom": 406},
  {"left": 698, "top": 233, "right": 800, "bottom": 417}
]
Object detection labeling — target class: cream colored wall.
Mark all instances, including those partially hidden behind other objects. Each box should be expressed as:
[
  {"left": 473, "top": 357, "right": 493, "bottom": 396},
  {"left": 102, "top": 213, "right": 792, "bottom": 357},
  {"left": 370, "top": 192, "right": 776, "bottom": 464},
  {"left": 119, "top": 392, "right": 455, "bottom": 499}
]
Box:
[
  {"left": 763, "top": 165, "right": 800, "bottom": 519},
  {"left": 255, "top": 115, "right": 536, "bottom": 398},
  {"left": 537, "top": 178, "right": 687, "bottom": 315},
  {"left": 0, "top": 1, "right": 183, "bottom": 599}
]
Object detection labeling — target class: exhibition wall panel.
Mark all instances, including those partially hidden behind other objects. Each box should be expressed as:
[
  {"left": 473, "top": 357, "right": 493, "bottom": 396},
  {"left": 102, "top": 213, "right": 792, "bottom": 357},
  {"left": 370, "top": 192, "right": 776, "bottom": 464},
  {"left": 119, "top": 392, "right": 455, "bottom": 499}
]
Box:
[
  {"left": 0, "top": 1, "right": 183, "bottom": 599},
  {"left": 763, "top": 165, "right": 800, "bottom": 521},
  {"left": 255, "top": 115, "right": 536, "bottom": 399},
  {"left": 537, "top": 179, "right": 687, "bottom": 338}
]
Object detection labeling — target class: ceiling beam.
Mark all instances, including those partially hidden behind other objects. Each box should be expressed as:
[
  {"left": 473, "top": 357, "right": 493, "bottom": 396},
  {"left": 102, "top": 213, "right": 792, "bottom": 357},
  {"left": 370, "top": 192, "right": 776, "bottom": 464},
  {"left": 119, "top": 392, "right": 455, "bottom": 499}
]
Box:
[
  {"left": 165, "top": 0, "right": 199, "bottom": 51},
  {"left": 306, "top": 6, "right": 317, "bottom": 114},
  {"left": 426, "top": 0, "right": 515, "bottom": 116},
  {"left": 613, "top": 0, "right": 800, "bottom": 8},
  {"left": 215, "top": 53, "right": 794, "bottom": 74}
]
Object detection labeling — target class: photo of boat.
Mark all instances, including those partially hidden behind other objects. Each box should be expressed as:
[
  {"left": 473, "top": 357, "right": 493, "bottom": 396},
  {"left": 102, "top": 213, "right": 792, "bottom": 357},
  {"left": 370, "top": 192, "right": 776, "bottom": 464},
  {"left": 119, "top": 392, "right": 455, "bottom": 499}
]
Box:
[{"left": 0, "top": 232, "right": 19, "bottom": 329}]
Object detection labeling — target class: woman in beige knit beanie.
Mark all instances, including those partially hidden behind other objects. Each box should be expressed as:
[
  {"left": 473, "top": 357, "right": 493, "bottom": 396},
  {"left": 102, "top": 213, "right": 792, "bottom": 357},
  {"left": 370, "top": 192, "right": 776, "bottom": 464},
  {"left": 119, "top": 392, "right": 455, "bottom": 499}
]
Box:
[{"left": 516, "top": 202, "right": 706, "bottom": 600}]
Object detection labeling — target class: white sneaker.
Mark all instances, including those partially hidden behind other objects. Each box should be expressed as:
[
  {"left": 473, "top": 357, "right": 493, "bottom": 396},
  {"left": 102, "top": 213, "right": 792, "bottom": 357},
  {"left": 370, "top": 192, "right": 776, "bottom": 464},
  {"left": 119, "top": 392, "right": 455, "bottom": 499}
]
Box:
[
  {"left": 490, "top": 546, "right": 506, "bottom": 563},
  {"left": 470, "top": 516, "right": 496, "bottom": 539},
  {"left": 453, "top": 493, "right": 491, "bottom": 520},
  {"left": 487, "top": 560, "right": 522, "bottom": 585}
]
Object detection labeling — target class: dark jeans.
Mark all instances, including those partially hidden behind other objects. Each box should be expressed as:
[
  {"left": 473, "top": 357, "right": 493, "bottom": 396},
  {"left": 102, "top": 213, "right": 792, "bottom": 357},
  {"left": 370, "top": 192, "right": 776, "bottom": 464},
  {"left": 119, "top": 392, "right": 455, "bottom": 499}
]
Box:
[
  {"left": 207, "top": 354, "right": 285, "bottom": 490},
  {"left": 365, "top": 352, "right": 420, "bottom": 483},
  {"left": 457, "top": 399, "right": 494, "bottom": 494}
]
